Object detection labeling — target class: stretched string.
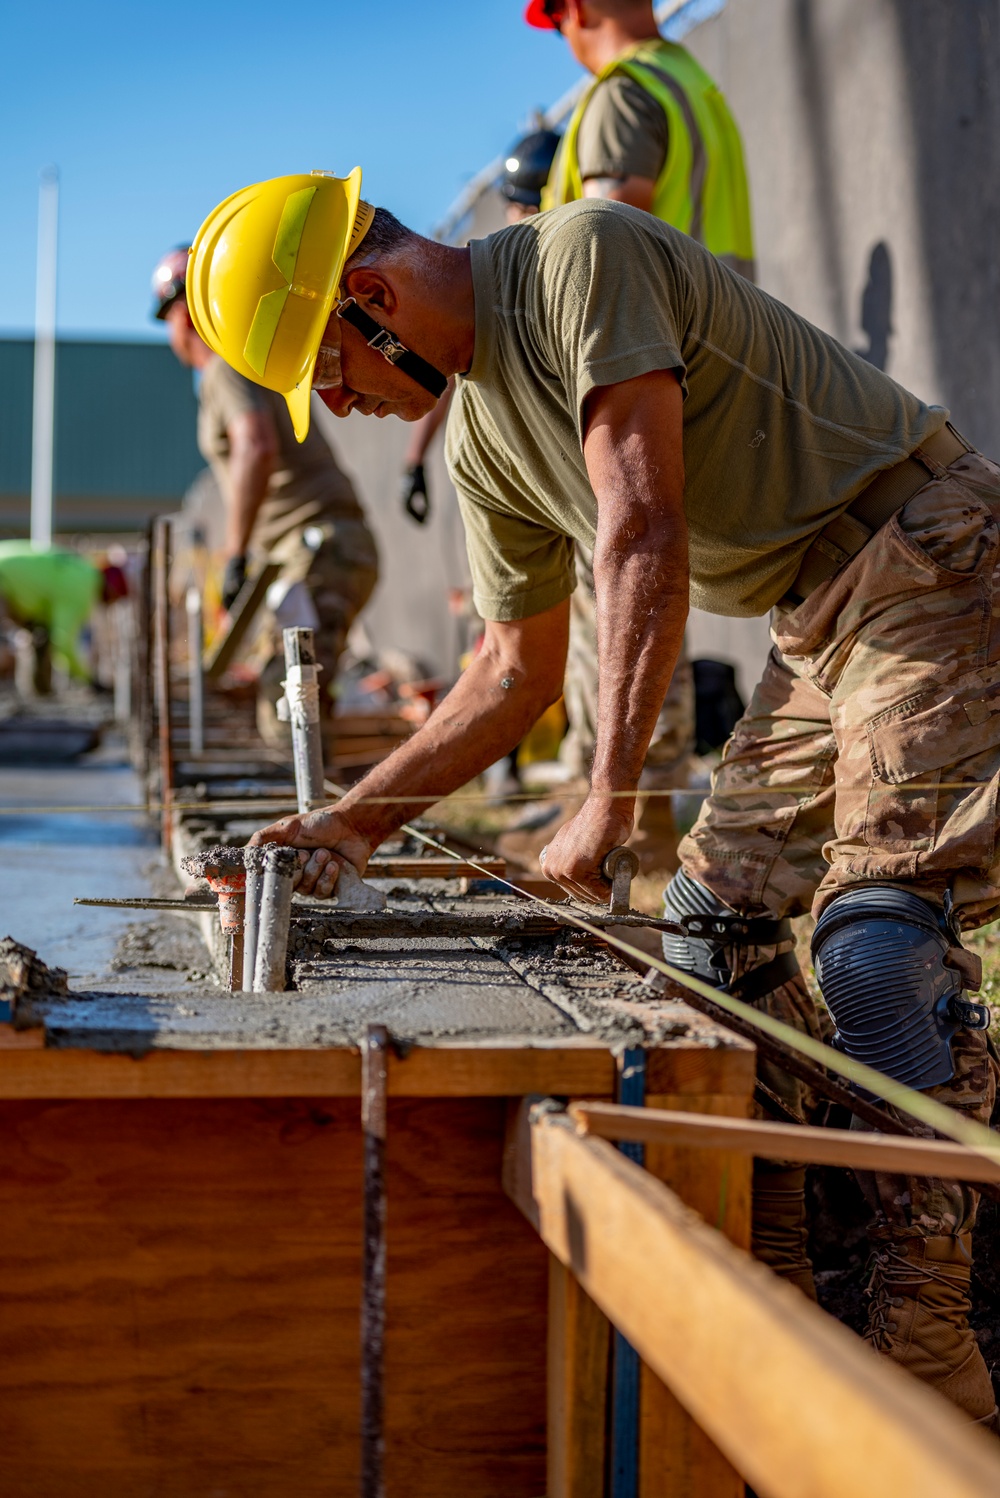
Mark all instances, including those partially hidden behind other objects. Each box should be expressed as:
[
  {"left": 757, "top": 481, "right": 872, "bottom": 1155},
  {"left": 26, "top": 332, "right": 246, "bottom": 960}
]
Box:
[{"left": 310, "top": 777, "right": 1000, "bottom": 1173}]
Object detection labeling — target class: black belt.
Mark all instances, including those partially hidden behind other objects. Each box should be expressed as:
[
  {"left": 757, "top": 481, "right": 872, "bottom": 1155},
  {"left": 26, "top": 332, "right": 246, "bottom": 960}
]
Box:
[{"left": 784, "top": 423, "right": 974, "bottom": 605}]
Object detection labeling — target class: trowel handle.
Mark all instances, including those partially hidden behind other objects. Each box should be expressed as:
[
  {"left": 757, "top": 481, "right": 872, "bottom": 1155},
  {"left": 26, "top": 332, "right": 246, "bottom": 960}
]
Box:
[{"left": 602, "top": 846, "right": 640, "bottom": 917}]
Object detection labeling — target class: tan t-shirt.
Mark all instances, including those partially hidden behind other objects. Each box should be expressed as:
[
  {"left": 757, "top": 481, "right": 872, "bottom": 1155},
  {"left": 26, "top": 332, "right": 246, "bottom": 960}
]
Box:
[
  {"left": 575, "top": 73, "right": 668, "bottom": 184},
  {"left": 197, "top": 357, "right": 362, "bottom": 554},
  {"left": 445, "top": 200, "right": 945, "bottom": 621}
]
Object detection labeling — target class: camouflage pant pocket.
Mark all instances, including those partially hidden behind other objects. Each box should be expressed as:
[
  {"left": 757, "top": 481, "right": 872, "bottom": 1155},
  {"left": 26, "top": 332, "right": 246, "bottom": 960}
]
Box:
[{"left": 862, "top": 667, "right": 1000, "bottom": 874}]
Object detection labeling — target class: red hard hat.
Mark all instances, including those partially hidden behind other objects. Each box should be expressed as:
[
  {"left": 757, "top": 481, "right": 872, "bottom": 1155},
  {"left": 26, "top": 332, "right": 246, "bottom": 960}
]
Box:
[
  {"left": 150, "top": 245, "right": 191, "bottom": 321},
  {"left": 100, "top": 564, "right": 129, "bottom": 604},
  {"left": 524, "top": 0, "right": 562, "bottom": 27}
]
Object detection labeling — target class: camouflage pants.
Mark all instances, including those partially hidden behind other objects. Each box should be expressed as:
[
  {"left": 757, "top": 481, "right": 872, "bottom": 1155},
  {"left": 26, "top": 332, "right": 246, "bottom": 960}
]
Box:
[
  {"left": 561, "top": 544, "right": 695, "bottom": 785},
  {"left": 257, "top": 520, "right": 379, "bottom": 743},
  {"left": 680, "top": 448, "right": 1000, "bottom": 1237}
]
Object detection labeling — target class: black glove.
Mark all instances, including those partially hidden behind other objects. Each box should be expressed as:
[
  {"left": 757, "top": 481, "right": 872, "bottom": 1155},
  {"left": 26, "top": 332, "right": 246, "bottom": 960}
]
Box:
[
  {"left": 401, "top": 463, "right": 430, "bottom": 525},
  {"left": 221, "top": 554, "right": 248, "bottom": 611}
]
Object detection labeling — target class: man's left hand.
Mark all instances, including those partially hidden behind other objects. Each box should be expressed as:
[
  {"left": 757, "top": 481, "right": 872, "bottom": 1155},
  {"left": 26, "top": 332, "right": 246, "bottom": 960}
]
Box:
[{"left": 539, "top": 793, "right": 634, "bottom": 905}]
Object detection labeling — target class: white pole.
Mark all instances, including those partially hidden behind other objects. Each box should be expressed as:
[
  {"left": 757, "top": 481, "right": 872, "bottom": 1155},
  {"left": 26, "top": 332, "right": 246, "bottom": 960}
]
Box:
[{"left": 31, "top": 167, "right": 59, "bottom": 549}]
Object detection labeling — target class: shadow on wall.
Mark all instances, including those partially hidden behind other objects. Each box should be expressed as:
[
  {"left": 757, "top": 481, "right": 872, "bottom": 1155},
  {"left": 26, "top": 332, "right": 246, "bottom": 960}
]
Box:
[
  {"left": 889, "top": 0, "right": 1000, "bottom": 448},
  {"left": 793, "top": 0, "right": 850, "bottom": 342},
  {"left": 854, "top": 240, "right": 893, "bottom": 372}
]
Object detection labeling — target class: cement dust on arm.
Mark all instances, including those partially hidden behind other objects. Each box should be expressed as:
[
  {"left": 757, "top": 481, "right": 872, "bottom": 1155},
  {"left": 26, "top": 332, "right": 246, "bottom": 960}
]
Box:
[{"left": 250, "top": 602, "right": 570, "bottom": 897}]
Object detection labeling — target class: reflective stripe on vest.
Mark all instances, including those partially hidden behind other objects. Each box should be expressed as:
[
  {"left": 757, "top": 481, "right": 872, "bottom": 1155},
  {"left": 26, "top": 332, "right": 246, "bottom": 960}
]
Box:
[{"left": 544, "top": 39, "right": 755, "bottom": 275}]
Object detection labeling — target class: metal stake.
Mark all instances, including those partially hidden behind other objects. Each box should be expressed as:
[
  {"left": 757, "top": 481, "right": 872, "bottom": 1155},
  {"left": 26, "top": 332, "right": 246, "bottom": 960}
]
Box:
[
  {"left": 361, "top": 1023, "right": 388, "bottom": 1498},
  {"left": 253, "top": 845, "right": 298, "bottom": 992},
  {"left": 152, "top": 516, "right": 174, "bottom": 854},
  {"left": 180, "top": 846, "right": 246, "bottom": 992},
  {"left": 186, "top": 587, "right": 205, "bottom": 756},
  {"left": 242, "top": 844, "right": 266, "bottom": 994},
  {"left": 281, "top": 627, "right": 325, "bottom": 813}
]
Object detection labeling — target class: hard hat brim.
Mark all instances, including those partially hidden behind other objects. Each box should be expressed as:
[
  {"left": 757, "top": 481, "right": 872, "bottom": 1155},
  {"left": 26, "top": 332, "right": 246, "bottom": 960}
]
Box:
[
  {"left": 284, "top": 382, "right": 313, "bottom": 445},
  {"left": 524, "top": 0, "right": 558, "bottom": 28}
]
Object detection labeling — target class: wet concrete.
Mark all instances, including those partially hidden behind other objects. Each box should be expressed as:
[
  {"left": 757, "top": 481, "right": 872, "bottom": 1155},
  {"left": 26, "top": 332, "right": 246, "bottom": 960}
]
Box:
[{"left": 0, "top": 739, "right": 159, "bottom": 986}]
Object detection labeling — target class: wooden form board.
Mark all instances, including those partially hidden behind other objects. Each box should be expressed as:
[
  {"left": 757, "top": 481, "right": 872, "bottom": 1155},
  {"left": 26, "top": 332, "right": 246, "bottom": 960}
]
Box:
[
  {"left": 0, "top": 1095, "right": 548, "bottom": 1498},
  {"left": 505, "top": 1077, "right": 755, "bottom": 1498},
  {"left": 506, "top": 1109, "right": 1000, "bottom": 1498},
  {"left": 0, "top": 1033, "right": 753, "bottom": 1102},
  {"left": 571, "top": 1102, "right": 1000, "bottom": 1183}
]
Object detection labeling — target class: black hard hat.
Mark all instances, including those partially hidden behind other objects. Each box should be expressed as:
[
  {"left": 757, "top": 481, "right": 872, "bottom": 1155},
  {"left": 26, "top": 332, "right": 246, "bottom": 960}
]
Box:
[
  {"left": 150, "top": 245, "right": 191, "bottom": 321},
  {"left": 501, "top": 129, "right": 561, "bottom": 208}
]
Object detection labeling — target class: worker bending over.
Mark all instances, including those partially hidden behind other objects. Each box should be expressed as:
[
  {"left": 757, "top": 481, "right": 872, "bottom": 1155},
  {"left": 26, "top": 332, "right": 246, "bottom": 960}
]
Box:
[
  {"left": 152, "top": 248, "right": 378, "bottom": 742},
  {"left": 187, "top": 171, "right": 1000, "bottom": 1426},
  {"left": 0, "top": 542, "right": 126, "bottom": 693}
]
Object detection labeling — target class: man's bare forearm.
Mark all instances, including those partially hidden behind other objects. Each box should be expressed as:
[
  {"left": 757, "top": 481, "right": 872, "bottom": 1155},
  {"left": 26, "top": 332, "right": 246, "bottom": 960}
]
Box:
[
  {"left": 335, "top": 626, "right": 564, "bottom": 842},
  {"left": 590, "top": 523, "right": 688, "bottom": 820}
]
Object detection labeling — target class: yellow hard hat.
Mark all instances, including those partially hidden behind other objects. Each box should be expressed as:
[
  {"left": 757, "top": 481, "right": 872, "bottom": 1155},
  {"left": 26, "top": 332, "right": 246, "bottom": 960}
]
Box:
[{"left": 187, "top": 169, "right": 375, "bottom": 441}]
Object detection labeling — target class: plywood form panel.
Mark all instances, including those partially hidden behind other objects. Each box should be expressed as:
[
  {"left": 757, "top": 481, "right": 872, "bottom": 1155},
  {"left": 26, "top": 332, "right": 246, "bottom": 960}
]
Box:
[{"left": 0, "top": 1096, "right": 547, "bottom": 1497}]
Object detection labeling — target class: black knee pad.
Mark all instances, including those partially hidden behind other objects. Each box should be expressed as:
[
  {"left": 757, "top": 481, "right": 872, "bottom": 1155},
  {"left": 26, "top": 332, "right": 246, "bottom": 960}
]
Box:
[
  {"left": 662, "top": 869, "right": 736, "bottom": 986},
  {"left": 661, "top": 869, "right": 796, "bottom": 999},
  {"left": 811, "top": 887, "right": 990, "bottom": 1093}
]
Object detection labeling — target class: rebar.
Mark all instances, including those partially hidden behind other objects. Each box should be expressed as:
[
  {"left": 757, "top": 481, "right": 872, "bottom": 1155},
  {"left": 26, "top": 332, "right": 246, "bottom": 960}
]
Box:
[
  {"left": 252, "top": 845, "right": 299, "bottom": 992},
  {"left": 361, "top": 1023, "right": 388, "bottom": 1498},
  {"left": 180, "top": 846, "right": 246, "bottom": 992}
]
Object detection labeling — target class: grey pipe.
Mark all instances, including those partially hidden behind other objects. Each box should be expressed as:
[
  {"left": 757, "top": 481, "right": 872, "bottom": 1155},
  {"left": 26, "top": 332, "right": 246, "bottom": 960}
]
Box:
[
  {"left": 186, "top": 587, "right": 205, "bottom": 756},
  {"left": 242, "top": 844, "right": 267, "bottom": 993},
  {"left": 282, "top": 627, "right": 325, "bottom": 814},
  {"left": 252, "top": 845, "right": 299, "bottom": 992}
]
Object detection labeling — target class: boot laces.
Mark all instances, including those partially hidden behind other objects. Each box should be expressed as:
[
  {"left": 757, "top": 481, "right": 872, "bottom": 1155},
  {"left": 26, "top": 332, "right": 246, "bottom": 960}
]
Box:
[{"left": 864, "top": 1244, "right": 965, "bottom": 1351}]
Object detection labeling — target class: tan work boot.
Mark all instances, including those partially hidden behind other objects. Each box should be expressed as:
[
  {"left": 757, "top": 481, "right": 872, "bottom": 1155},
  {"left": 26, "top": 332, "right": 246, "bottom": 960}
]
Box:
[
  {"left": 752, "top": 1165, "right": 818, "bottom": 1300},
  {"left": 865, "top": 1233, "right": 998, "bottom": 1426}
]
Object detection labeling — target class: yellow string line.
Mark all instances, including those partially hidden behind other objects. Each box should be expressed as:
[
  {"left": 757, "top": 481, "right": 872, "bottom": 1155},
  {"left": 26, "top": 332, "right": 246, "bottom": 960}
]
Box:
[
  {"left": 0, "top": 781, "right": 997, "bottom": 817},
  {"left": 312, "top": 777, "right": 1000, "bottom": 1172}
]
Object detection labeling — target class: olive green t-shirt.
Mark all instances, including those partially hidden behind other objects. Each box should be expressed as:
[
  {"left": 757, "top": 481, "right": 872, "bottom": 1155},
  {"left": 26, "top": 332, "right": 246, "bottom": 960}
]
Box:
[
  {"left": 445, "top": 200, "right": 945, "bottom": 621},
  {"left": 197, "top": 356, "right": 362, "bottom": 554},
  {"left": 575, "top": 72, "right": 668, "bottom": 184}
]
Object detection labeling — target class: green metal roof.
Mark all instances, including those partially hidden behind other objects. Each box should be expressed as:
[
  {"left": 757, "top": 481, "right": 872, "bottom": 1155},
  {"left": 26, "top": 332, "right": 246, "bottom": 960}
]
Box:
[{"left": 0, "top": 338, "right": 203, "bottom": 534}]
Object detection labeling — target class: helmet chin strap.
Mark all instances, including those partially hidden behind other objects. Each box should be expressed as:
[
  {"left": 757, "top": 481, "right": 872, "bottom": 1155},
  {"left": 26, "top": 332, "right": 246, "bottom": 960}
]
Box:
[{"left": 336, "top": 297, "right": 448, "bottom": 399}]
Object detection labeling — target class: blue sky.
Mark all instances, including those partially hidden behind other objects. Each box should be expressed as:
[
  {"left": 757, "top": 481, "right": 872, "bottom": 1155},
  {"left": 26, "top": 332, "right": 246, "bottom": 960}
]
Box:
[{"left": 0, "top": 1, "right": 584, "bottom": 339}]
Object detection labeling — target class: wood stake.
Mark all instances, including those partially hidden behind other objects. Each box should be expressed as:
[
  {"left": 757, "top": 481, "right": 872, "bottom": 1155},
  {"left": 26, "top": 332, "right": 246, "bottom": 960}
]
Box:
[{"left": 570, "top": 1102, "right": 1000, "bottom": 1181}]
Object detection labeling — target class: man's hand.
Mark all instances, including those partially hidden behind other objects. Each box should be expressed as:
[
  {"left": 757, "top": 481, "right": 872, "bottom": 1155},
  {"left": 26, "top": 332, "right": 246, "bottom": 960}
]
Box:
[
  {"left": 539, "top": 793, "right": 634, "bottom": 904},
  {"left": 221, "top": 554, "right": 248, "bottom": 611},
  {"left": 249, "top": 806, "right": 375, "bottom": 899}
]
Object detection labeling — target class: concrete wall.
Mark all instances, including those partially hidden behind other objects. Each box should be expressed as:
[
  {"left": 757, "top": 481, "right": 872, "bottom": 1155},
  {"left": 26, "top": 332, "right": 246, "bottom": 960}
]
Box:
[{"left": 689, "top": 0, "right": 1000, "bottom": 443}]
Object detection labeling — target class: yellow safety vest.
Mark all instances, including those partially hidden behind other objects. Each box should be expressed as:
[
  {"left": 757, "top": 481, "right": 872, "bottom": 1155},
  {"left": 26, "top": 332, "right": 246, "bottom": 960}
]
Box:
[{"left": 544, "top": 39, "right": 755, "bottom": 278}]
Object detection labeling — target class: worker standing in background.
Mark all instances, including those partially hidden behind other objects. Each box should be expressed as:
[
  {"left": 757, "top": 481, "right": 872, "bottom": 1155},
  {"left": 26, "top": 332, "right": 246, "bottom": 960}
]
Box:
[
  {"left": 531, "top": 0, "right": 754, "bottom": 276},
  {"left": 151, "top": 248, "right": 379, "bottom": 744},
  {"left": 524, "top": 0, "right": 756, "bottom": 860},
  {"left": 0, "top": 542, "right": 127, "bottom": 694}
]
